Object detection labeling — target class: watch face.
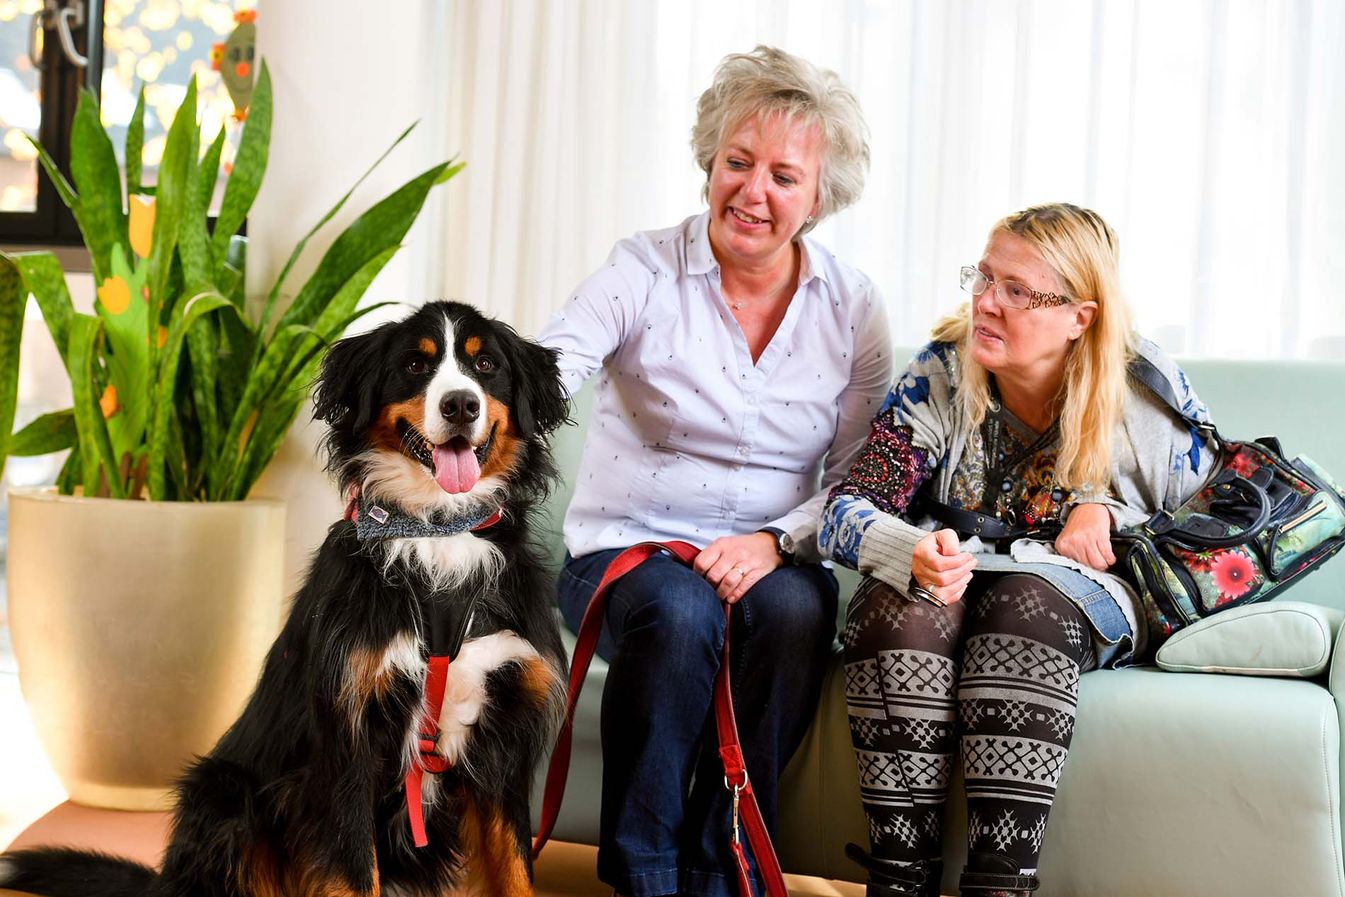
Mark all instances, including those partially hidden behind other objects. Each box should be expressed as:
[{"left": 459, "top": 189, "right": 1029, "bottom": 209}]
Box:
[{"left": 778, "top": 531, "right": 796, "bottom": 556}]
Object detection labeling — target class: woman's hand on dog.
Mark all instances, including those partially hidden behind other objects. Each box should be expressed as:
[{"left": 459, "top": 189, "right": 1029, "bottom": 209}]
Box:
[{"left": 694, "top": 533, "right": 782, "bottom": 604}]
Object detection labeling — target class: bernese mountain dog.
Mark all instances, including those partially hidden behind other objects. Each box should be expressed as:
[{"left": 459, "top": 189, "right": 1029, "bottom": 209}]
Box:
[{"left": 0, "top": 301, "right": 572, "bottom": 897}]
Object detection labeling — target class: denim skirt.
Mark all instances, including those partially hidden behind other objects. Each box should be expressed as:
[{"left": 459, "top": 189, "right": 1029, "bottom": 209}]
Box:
[{"left": 968, "top": 550, "right": 1141, "bottom": 667}]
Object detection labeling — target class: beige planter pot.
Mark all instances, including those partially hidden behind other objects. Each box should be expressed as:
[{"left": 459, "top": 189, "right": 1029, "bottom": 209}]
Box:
[{"left": 6, "top": 487, "right": 286, "bottom": 810}]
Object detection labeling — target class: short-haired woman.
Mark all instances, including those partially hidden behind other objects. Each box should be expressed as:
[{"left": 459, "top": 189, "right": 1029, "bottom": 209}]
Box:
[
  {"left": 539, "top": 46, "right": 890, "bottom": 897},
  {"left": 821, "top": 204, "right": 1216, "bottom": 897}
]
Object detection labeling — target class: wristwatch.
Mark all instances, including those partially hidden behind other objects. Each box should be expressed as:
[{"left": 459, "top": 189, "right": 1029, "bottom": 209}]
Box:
[{"left": 759, "top": 527, "right": 797, "bottom": 564}]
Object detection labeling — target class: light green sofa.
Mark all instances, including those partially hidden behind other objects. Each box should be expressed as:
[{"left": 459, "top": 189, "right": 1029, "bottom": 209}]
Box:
[{"left": 533, "top": 352, "right": 1345, "bottom": 897}]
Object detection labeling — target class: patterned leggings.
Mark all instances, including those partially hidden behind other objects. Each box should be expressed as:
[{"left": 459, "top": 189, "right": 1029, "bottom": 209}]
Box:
[{"left": 842, "top": 573, "right": 1097, "bottom": 874}]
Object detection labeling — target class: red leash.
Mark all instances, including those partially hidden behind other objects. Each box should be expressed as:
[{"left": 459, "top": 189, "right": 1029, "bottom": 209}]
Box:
[{"left": 532, "top": 541, "right": 788, "bottom": 897}]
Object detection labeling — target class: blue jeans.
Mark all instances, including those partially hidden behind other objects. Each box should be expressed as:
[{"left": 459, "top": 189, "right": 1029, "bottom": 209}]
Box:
[{"left": 558, "top": 549, "right": 839, "bottom": 897}]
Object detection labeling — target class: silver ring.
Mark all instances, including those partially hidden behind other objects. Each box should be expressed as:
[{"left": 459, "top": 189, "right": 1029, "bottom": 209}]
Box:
[
  {"left": 908, "top": 584, "right": 947, "bottom": 607},
  {"left": 734, "top": 566, "right": 747, "bottom": 578}
]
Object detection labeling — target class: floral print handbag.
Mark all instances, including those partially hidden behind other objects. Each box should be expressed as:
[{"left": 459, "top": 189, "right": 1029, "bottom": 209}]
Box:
[{"left": 1120, "top": 358, "right": 1345, "bottom": 644}]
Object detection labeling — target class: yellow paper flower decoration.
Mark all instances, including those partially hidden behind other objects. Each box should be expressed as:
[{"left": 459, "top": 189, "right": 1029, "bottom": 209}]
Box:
[
  {"left": 129, "top": 194, "right": 156, "bottom": 259},
  {"left": 99, "top": 384, "right": 120, "bottom": 419},
  {"left": 97, "top": 274, "right": 132, "bottom": 315}
]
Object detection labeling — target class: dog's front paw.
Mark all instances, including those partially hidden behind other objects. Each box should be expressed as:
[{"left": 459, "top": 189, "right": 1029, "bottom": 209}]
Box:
[{"left": 434, "top": 631, "right": 539, "bottom": 763}]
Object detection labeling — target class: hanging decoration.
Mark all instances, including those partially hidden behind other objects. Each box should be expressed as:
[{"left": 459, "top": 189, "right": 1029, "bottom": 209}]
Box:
[{"left": 211, "top": 9, "right": 257, "bottom": 121}]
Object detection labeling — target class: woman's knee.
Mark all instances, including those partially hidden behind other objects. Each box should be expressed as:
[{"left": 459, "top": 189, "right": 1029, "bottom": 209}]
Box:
[
  {"left": 964, "top": 573, "right": 1084, "bottom": 639},
  {"left": 612, "top": 556, "right": 726, "bottom": 645},
  {"left": 740, "top": 564, "right": 838, "bottom": 643},
  {"left": 960, "top": 573, "right": 1091, "bottom": 683},
  {"left": 844, "top": 577, "right": 965, "bottom": 656}
]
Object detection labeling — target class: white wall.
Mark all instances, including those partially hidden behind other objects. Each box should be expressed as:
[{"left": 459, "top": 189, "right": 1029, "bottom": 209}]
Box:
[{"left": 249, "top": 0, "right": 455, "bottom": 592}]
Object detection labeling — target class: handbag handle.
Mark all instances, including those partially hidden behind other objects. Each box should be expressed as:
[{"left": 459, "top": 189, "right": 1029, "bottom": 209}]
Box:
[{"left": 1150, "top": 473, "right": 1273, "bottom": 550}]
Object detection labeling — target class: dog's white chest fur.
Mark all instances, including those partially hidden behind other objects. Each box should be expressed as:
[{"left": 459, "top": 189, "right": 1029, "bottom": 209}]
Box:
[
  {"left": 382, "top": 531, "right": 504, "bottom": 592},
  {"left": 432, "top": 631, "right": 540, "bottom": 763}
]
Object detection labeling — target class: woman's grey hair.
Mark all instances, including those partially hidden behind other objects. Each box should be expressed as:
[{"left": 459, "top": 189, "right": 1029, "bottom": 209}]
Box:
[{"left": 691, "top": 45, "right": 870, "bottom": 236}]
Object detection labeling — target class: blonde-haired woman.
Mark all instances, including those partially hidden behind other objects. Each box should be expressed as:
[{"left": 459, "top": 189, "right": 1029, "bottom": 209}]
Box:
[{"left": 820, "top": 203, "right": 1216, "bottom": 897}]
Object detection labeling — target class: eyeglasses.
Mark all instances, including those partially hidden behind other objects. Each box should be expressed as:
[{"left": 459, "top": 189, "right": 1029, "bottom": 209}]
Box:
[{"left": 959, "top": 266, "right": 1072, "bottom": 309}]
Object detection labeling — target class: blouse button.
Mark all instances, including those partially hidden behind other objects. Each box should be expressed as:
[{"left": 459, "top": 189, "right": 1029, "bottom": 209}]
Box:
[{"left": 1001, "top": 479, "right": 1013, "bottom": 493}]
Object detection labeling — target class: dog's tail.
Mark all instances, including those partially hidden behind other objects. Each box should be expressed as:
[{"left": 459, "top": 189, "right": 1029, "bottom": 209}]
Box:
[{"left": 0, "top": 847, "right": 157, "bottom": 896}]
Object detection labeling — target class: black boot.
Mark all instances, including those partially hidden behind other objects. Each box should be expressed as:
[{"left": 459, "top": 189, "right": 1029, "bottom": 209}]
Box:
[
  {"left": 845, "top": 843, "right": 943, "bottom": 897},
  {"left": 957, "top": 851, "right": 1039, "bottom": 897}
]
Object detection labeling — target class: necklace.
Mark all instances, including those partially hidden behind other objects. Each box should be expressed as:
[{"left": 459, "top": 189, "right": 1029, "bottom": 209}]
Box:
[
  {"left": 719, "top": 242, "right": 800, "bottom": 312},
  {"left": 724, "top": 273, "right": 795, "bottom": 311}
]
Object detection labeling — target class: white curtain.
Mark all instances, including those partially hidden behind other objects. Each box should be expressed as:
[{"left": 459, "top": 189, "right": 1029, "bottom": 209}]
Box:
[{"left": 439, "top": 0, "right": 1345, "bottom": 360}]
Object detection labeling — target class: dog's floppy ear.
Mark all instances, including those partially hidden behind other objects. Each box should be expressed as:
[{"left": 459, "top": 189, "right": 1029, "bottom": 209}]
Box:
[
  {"left": 313, "top": 325, "right": 389, "bottom": 434},
  {"left": 507, "top": 336, "right": 571, "bottom": 437}
]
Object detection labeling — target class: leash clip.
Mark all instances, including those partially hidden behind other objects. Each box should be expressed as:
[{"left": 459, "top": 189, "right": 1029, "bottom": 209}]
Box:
[{"left": 725, "top": 776, "right": 744, "bottom": 845}]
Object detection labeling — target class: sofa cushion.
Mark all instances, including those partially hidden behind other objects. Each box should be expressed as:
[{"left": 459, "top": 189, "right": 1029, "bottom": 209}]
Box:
[{"left": 1155, "top": 601, "right": 1345, "bottom": 677}]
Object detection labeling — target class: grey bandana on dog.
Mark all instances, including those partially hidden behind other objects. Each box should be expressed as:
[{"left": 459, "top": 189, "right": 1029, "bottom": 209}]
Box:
[{"left": 353, "top": 493, "right": 502, "bottom": 542}]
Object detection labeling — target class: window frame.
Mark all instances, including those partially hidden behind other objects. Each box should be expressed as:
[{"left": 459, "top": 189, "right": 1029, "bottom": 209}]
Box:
[{"left": 0, "top": 0, "right": 106, "bottom": 250}]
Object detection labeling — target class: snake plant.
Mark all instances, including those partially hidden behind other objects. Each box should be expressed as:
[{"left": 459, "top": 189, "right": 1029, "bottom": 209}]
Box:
[{"left": 0, "top": 62, "right": 462, "bottom": 501}]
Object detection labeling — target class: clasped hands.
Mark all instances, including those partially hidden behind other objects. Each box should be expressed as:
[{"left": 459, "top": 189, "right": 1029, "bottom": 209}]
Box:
[
  {"left": 693, "top": 532, "right": 783, "bottom": 604},
  {"left": 909, "top": 502, "right": 1116, "bottom": 606}
]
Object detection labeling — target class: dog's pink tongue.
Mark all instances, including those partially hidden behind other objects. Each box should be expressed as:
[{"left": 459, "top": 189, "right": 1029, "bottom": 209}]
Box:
[{"left": 432, "top": 439, "right": 481, "bottom": 494}]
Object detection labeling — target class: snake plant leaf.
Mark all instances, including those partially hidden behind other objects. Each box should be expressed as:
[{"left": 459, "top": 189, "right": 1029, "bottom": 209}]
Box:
[
  {"left": 68, "top": 314, "right": 125, "bottom": 498},
  {"left": 214, "top": 299, "right": 255, "bottom": 423},
  {"left": 9, "top": 409, "right": 77, "bottom": 456},
  {"left": 280, "top": 300, "right": 400, "bottom": 390},
  {"left": 308, "top": 246, "right": 400, "bottom": 341},
  {"left": 145, "top": 77, "right": 198, "bottom": 341},
  {"left": 69, "top": 90, "right": 128, "bottom": 286},
  {"left": 192, "top": 127, "right": 227, "bottom": 288},
  {"left": 3, "top": 252, "right": 74, "bottom": 368},
  {"left": 145, "top": 291, "right": 234, "bottom": 500},
  {"left": 55, "top": 449, "right": 78, "bottom": 493},
  {"left": 166, "top": 412, "right": 190, "bottom": 499},
  {"left": 436, "top": 159, "right": 466, "bottom": 184},
  {"left": 180, "top": 127, "right": 217, "bottom": 295},
  {"left": 275, "top": 161, "right": 453, "bottom": 334},
  {"left": 215, "top": 322, "right": 314, "bottom": 497},
  {"left": 268, "top": 249, "right": 400, "bottom": 397},
  {"left": 261, "top": 308, "right": 399, "bottom": 495},
  {"left": 199, "top": 127, "right": 226, "bottom": 212},
  {"left": 258, "top": 120, "right": 417, "bottom": 337},
  {"left": 126, "top": 85, "right": 146, "bottom": 195},
  {"left": 186, "top": 318, "right": 220, "bottom": 494},
  {"left": 94, "top": 244, "right": 152, "bottom": 460},
  {"left": 228, "top": 394, "right": 303, "bottom": 500},
  {"left": 211, "top": 63, "right": 271, "bottom": 276},
  {"left": 27, "top": 135, "right": 77, "bottom": 210},
  {"left": 0, "top": 258, "right": 22, "bottom": 476}
]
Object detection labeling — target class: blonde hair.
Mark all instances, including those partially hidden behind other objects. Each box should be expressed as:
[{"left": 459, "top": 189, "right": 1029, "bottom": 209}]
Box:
[
  {"left": 931, "top": 203, "right": 1135, "bottom": 492},
  {"left": 691, "top": 46, "right": 870, "bottom": 236}
]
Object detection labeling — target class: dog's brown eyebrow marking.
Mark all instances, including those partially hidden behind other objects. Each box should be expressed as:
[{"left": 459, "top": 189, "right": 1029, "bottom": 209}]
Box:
[
  {"left": 464, "top": 336, "right": 483, "bottom": 356},
  {"left": 418, "top": 337, "right": 438, "bottom": 357}
]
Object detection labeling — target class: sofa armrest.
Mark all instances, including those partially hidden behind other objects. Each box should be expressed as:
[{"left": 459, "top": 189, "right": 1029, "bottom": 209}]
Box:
[{"left": 1157, "top": 601, "right": 1345, "bottom": 677}]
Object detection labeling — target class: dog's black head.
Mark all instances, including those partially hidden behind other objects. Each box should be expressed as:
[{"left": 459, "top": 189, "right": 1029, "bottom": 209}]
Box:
[{"left": 313, "top": 301, "right": 569, "bottom": 513}]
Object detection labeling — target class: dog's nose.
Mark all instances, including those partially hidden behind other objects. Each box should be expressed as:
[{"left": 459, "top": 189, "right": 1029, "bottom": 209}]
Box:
[{"left": 439, "top": 391, "right": 481, "bottom": 426}]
